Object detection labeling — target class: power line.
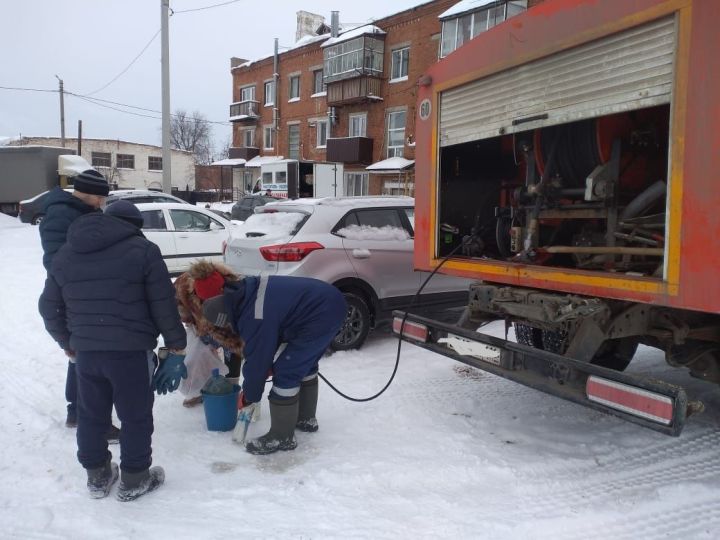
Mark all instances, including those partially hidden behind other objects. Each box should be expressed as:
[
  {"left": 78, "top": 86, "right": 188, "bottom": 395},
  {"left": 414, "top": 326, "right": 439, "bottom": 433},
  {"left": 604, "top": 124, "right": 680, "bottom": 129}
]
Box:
[
  {"left": 68, "top": 91, "right": 231, "bottom": 126},
  {"left": 85, "top": 28, "right": 161, "bottom": 96},
  {"left": 0, "top": 85, "right": 57, "bottom": 93},
  {"left": 172, "top": 0, "right": 243, "bottom": 14}
]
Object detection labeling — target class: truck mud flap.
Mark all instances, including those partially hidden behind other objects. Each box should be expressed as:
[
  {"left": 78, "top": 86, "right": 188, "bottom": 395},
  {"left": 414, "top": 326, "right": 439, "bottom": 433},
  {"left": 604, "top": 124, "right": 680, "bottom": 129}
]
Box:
[{"left": 392, "top": 311, "right": 689, "bottom": 436}]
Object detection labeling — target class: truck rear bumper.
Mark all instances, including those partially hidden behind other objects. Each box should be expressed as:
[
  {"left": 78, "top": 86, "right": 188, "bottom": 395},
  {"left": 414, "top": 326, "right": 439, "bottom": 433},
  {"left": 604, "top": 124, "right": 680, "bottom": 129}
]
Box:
[{"left": 393, "top": 310, "right": 693, "bottom": 436}]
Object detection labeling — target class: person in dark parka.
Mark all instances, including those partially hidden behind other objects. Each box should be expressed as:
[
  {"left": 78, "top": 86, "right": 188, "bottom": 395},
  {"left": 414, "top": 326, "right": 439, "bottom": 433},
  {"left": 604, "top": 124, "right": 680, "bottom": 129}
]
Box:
[
  {"left": 197, "top": 272, "right": 346, "bottom": 455},
  {"left": 39, "top": 169, "right": 113, "bottom": 431},
  {"left": 39, "top": 201, "right": 187, "bottom": 501}
]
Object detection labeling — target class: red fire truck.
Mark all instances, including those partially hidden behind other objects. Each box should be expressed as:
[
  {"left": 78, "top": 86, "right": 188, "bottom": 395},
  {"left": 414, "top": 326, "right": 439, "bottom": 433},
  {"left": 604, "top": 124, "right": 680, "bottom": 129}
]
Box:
[{"left": 395, "top": 0, "right": 719, "bottom": 435}]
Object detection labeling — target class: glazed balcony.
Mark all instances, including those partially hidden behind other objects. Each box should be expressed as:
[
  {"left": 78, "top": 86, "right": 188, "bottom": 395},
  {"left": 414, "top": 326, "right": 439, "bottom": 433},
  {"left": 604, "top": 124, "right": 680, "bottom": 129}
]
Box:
[{"left": 229, "top": 100, "right": 260, "bottom": 123}]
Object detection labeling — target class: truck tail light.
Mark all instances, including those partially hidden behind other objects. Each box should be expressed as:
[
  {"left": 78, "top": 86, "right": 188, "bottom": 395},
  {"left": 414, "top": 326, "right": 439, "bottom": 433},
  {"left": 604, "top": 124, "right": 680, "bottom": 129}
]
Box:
[
  {"left": 259, "top": 242, "right": 324, "bottom": 262},
  {"left": 393, "top": 317, "right": 428, "bottom": 342},
  {"left": 586, "top": 375, "right": 674, "bottom": 425}
]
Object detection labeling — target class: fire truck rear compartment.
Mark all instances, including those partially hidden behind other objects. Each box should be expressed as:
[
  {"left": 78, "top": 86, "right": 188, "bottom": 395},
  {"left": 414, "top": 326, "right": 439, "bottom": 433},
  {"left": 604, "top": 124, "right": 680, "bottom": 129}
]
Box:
[{"left": 437, "top": 105, "right": 671, "bottom": 278}]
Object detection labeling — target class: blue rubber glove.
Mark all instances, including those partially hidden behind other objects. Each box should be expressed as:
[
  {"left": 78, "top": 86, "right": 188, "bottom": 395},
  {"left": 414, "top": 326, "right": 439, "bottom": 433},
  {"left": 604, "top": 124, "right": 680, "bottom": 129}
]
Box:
[{"left": 153, "top": 352, "right": 187, "bottom": 395}]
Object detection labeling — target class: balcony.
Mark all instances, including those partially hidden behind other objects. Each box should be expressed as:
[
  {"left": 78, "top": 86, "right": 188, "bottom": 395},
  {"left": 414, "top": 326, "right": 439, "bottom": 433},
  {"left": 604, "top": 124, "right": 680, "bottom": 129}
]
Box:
[
  {"left": 326, "top": 137, "right": 374, "bottom": 164},
  {"left": 229, "top": 100, "right": 260, "bottom": 123},
  {"left": 326, "top": 76, "right": 382, "bottom": 107},
  {"left": 229, "top": 146, "right": 260, "bottom": 160}
]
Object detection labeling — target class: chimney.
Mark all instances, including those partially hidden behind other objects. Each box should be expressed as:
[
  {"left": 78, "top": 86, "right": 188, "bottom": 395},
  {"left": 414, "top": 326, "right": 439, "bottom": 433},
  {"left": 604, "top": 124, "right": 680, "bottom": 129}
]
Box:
[
  {"left": 331, "top": 11, "right": 339, "bottom": 38},
  {"left": 296, "top": 11, "right": 326, "bottom": 41}
]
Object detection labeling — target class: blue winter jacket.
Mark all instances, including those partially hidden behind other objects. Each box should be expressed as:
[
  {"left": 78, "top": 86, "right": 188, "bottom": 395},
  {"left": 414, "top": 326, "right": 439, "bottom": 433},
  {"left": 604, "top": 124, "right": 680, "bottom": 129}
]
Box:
[
  {"left": 224, "top": 276, "right": 346, "bottom": 402},
  {"left": 39, "top": 187, "right": 100, "bottom": 272},
  {"left": 38, "top": 213, "right": 186, "bottom": 352}
]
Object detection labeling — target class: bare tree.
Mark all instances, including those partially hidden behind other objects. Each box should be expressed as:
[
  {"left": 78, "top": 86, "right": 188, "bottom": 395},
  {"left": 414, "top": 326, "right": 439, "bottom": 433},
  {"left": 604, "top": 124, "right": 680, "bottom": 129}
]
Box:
[{"left": 170, "top": 109, "right": 212, "bottom": 164}]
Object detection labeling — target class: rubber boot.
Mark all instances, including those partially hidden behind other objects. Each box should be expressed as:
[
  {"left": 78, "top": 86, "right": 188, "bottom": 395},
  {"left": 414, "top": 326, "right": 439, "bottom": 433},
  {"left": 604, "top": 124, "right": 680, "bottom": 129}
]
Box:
[
  {"left": 246, "top": 395, "right": 299, "bottom": 455},
  {"left": 86, "top": 460, "right": 119, "bottom": 499},
  {"left": 296, "top": 377, "right": 319, "bottom": 432},
  {"left": 116, "top": 466, "right": 165, "bottom": 502}
]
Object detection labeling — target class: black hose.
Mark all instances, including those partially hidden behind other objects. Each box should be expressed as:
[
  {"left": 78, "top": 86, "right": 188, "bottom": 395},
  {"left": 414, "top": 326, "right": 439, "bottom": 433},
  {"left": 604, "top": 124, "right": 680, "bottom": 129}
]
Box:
[{"left": 319, "top": 239, "right": 469, "bottom": 402}]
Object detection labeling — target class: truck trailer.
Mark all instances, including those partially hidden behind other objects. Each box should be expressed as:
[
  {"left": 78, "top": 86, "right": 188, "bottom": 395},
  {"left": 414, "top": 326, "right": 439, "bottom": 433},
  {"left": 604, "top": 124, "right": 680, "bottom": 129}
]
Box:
[{"left": 395, "top": 0, "right": 719, "bottom": 435}]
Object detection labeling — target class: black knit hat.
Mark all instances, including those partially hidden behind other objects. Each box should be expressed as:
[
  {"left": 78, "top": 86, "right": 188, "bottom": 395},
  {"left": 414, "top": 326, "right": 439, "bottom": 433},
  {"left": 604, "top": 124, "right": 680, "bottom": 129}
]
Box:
[
  {"left": 202, "top": 295, "right": 231, "bottom": 328},
  {"left": 73, "top": 169, "right": 109, "bottom": 196},
  {"left": 105, "top": 200, "right": 144, "bottom": 228}
]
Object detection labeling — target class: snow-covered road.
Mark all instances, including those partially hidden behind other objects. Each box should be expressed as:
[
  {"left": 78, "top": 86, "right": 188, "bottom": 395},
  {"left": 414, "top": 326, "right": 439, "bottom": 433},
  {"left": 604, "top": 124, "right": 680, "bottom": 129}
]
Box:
[{"left": 1, "top": 213, "right": 719, "bottom": 539}]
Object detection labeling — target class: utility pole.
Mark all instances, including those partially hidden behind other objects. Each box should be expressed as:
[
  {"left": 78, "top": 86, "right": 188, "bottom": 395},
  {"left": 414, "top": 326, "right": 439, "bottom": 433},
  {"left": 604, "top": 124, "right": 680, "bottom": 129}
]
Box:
[
  {"left": 161, "top": 0, "right": 172, "bottom": 194},
  {"left": 55, "top": 75, "right": 65, "bottom": 147}
]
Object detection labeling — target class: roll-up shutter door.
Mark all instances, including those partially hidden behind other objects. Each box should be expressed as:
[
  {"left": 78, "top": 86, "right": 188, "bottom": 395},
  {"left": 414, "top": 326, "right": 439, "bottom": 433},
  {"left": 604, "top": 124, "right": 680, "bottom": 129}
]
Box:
[{"left": 439, "top": 16, "right": 676, "bottom": 148}]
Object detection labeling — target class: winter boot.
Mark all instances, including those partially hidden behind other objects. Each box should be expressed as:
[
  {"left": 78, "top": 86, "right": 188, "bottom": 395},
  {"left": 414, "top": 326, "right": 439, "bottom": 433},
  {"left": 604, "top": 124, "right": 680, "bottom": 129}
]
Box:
[
  {"left": 116, "top": 466, "right": 165, "bottom": 502},
  {"left": 246, "top": 394, "right": 299, "bottom": 455},
  {"left": 86, "top": 460, "right": 119, "bottom": 499},
  {"left": 296, "top": 376, "right": 319, "bottom": 433}
]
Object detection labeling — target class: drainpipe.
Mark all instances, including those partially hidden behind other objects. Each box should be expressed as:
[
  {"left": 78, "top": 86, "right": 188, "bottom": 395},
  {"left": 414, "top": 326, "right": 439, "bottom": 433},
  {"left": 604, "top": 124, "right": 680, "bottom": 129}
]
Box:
[{"left": 273, "top": 37, "right": 279, "bottom": 157}]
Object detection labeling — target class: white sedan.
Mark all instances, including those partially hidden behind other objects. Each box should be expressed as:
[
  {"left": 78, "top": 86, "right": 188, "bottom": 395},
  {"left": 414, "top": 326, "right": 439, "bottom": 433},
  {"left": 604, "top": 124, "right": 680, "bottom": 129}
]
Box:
[{"left": 135, "top": 202, "right": 234, "bottom": 274}]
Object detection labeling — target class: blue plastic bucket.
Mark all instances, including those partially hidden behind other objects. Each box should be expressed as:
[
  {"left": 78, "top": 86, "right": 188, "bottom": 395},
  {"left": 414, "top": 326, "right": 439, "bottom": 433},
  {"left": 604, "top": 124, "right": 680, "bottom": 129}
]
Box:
[{"left": 201, "top": 385, "right": 240, "bottom": 432}]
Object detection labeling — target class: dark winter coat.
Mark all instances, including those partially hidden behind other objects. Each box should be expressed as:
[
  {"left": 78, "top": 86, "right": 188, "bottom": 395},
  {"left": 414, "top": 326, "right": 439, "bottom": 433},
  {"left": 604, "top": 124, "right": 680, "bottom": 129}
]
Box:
[
  {"left": 223, "top": 275, "right": 346, "bottom": 402},
  {"left": 38, "top": 213, "right": 186, "bottom": 353},
  {"left": 39, "top": 187, "right": 100, "bottom": 271}
]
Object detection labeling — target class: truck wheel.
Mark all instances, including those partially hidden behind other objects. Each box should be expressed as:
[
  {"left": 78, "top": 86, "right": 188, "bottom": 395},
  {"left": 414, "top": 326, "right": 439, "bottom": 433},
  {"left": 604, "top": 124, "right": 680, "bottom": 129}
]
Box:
[
  {"left": 331, "top": 293, "right": 371, "bottom": 351},
  {"left": 31, "top": 214, "right": 44, "bottom": 225}
]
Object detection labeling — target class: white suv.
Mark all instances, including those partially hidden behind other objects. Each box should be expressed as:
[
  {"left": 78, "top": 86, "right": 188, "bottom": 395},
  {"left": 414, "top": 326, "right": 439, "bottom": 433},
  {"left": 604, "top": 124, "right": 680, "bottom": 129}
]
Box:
[{"left": 224, "top": 197, "right": 470, "bottom": 349}]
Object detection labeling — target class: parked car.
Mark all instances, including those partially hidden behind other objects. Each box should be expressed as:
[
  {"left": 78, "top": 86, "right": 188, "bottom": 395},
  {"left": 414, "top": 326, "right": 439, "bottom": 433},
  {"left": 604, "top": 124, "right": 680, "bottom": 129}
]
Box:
[
  {"left": 18, "top": 188, "right": 73, "bottom": 225},
  {"left": 135, "top": 202, "right": 233, "bottom": 274},
  {"left": 223, "top": 196, "right": 471, "bottom": 350},
  {"left": 230, "top": 194, "right": 281, "bottom": 222},
  {"left": 106, "top": 189, "right": 189, "bottom": 206}
]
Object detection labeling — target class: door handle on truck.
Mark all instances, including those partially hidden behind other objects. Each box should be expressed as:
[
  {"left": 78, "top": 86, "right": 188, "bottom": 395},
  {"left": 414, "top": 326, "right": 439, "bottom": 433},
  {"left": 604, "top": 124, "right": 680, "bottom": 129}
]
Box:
[{"left": 352, "top": 249, "right": 371, "bottom": 259}]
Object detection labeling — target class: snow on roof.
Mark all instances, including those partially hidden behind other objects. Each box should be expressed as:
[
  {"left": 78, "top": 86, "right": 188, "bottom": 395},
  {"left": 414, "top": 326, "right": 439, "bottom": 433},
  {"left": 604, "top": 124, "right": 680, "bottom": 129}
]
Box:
[
  {"left": 245, "top": 155, "right": 285, "bottom": 168},
  {"left": 58, "top": 155, "right": 92, "bottom": 176},
  {"left": 211, "top": 158, "right": 246, "bottom": 166},
  {"left": 337, "top": 224, "right": 410, "bottom": 241},
  {"left": 234, "top": 211, "right": 306, "bottom": 240},
  {"left": 321, "top": 25, "right": 386, "bottom": 48},
  {"left": 366, "top": 157, "right": 415, "bottom": 171},
  {"left": 317, "top": 196, "right": 413, "bottom": 207},
  {"left": 0, "top": 136, "right": 19, "bottom": 146},
  {"left": 439, "top": 0, "right": 496, "bottom": 19},
  {"left": 292, "top": 33, "right": 330, "bottom": 49}
]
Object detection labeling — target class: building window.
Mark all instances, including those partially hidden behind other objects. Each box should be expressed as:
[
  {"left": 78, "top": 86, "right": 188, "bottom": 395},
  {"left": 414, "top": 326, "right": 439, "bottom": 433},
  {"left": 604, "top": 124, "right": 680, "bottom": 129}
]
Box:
[
  {"left": 440, "top": 1, "right": 527, "bottom": 57},
  {"left": 390, "top": 47, "right": 410, "bottom": 81},
  {"left": 91, "top": 152, "right": 111, "bottom": 168},
  {"left": 116, "top": 154, "right": 135, "bottom": 169},
  {"left": 264, "top": 81, "right": 275, "bottom": 106},
  {"left": 312, "top": 69, "right": 326, "bottom": 95},
  {"left": 345, "top": 172, "right": 369, "bottom": 196},
  {"left": 288, "top": 124, "right": 300, "bottom": 160},
  {"left": 289, "top": 75, "right": 300, "bottom": 100},
  {"left": 386, "top": 110, "right": 406, "bottom": 158},
  {"left": 264, "top": 126, "right": 274, "bottom": 150},
  {"left": 316, "top": 119, "right": 328, "bottom": 148},
  {"left": 240, "top": 85, "right": 255, "bottom": 102},
  {"left": 349, "top": 113, "right": 367, "bottom": 137},
  {"left": 323, "top": 35, "right": 385, "bottom": 84},
  {"left": 148, "top": 156, "right": 163, "bottom": 171},
  {"left": 241, "top": 128, "right": 255, "bottom": 148}
]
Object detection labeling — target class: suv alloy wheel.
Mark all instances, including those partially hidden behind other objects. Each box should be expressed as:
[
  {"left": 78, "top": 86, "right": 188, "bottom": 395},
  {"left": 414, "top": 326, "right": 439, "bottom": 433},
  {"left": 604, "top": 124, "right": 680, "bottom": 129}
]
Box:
[{"left": 332, "top": 293, "right": 371, "bottom": 351}]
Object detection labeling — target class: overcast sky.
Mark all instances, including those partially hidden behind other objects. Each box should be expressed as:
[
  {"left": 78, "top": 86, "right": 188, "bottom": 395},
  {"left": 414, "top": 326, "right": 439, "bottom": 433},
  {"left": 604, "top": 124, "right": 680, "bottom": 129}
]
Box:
[{"left": 0, "top": 0, "right": 427, "bottom": 151}]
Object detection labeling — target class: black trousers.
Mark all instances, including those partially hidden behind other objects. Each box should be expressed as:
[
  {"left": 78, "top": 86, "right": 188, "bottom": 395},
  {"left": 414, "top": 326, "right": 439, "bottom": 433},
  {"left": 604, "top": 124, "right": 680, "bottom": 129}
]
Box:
[{"left": 75, "top": 350, "right": 155, "bottom": 473}]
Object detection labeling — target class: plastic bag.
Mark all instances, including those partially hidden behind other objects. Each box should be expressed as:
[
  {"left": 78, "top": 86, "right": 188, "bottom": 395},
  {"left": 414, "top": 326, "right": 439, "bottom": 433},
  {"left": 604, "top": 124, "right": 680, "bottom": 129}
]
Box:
[{"left": 180, "top": 326, "right": 228, "bottom": 397}]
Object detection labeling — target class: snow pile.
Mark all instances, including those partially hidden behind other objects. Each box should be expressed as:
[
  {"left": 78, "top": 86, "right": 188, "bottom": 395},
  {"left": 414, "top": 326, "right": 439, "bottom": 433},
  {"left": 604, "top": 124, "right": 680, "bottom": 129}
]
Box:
[
  {"left": 232, "top": 211, "right": 306, "bottom": 240},
  {"left": 337, "top": 224, "right": 409, "bottom": 241},
  {"left": 2, "top": 217, "right": 720, "bottom": 539}
]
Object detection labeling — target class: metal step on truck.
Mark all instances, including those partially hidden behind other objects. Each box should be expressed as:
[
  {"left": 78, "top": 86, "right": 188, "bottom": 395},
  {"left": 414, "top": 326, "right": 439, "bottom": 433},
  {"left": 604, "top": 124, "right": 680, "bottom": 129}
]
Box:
[{"left": 395, "top": 0, "right": 720, "bottom": 436}]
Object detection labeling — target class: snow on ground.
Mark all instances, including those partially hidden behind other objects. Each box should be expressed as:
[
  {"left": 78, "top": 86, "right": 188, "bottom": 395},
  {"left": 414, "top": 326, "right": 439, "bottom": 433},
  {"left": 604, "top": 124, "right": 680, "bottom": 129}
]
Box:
[{"left": 1, "top": 213, "right": 720, "bottom": 539}]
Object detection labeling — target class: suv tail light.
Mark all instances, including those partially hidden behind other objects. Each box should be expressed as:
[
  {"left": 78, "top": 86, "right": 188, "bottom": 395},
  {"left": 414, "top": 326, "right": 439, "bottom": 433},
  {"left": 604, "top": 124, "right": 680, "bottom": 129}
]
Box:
[{"left": 260, "top": 242, "right": 324, "bottom": 262}]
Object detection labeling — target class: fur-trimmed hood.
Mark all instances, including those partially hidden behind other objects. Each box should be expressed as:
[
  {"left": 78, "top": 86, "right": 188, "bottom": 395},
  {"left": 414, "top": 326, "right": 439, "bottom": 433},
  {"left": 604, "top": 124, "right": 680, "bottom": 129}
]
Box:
[{"left": 175, "top": 260, "right": 245, "bottom": 354}]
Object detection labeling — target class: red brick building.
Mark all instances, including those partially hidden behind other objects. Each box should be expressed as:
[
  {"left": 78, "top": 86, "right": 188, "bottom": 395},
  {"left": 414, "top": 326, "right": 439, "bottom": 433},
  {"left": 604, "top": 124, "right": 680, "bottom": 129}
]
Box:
[{"left": 228, "top": 0, "right": 539, "bottom": 197}]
